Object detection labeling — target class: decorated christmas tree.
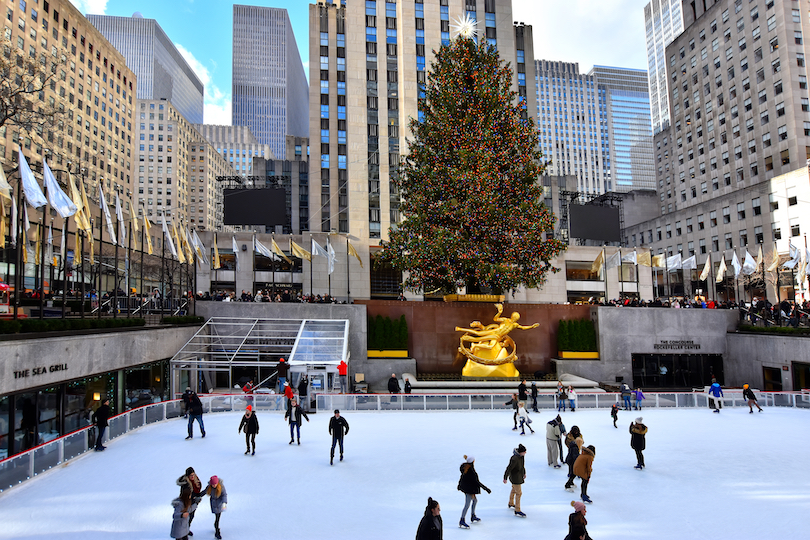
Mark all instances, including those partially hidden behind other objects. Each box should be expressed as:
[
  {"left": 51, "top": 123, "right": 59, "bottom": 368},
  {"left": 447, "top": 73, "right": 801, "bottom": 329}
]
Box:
[{"left": 377, "top": 24, "right": 566, "bottom": 296}]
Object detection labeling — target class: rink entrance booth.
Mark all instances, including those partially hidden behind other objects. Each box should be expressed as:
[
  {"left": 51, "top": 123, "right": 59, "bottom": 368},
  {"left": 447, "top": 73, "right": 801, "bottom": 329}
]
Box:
[{"left": 169, "top": 317, "right": 349, "bottom": 405}]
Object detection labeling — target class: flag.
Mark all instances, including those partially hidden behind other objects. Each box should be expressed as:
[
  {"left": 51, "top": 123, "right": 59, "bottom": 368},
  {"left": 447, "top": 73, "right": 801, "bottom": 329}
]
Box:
[
  {"left": 652, "top": 254, "right": 666, "bottom": 268},
  {"left": 327, "top": 239, "right": 336, "bottom": 275},
  {"left": 637, "top": 251, "right": 651, "bottom": 267},
  {"left": 782, "top": 241, "right": 801, "bottom": 269},
  {"left": 170, "top": 220, "right": 185, "bottom": 263},
  {"left": 34, "top": 222, "right": 41, "bottom": 266},
  {"left": 114, "top": 192, "right": 126, "bottom": 247},
  {"left": 756, "top": 246, "right": 763, "bottom": 268},
  {"left": 143, "top": 215, "right": 153, "bottom": 255},
  {"left": 59, "top": 218, "right": 66, "bottom": 270},
  {"left": 590, "top": 250, "right": 604, "bottom": 274},
  {"left": 98, "top": 185, "right": 117, "bottom": 245},
  {"left": 68, "top": 173, "right": 91, "bottom": 233},
  {"left": 10, "top": 195, "right": 17, "bottom": 248},
  {"left": 312, "top": 238, "right": 329, "bottom": 260},
  {"left": 48, "top": 222, "right": 56, "bottom": 266},
  {"left": 666, "top": 253, "right": 682, "bottom": 272},
  {"left": 681, "top": 255, "right": 697, "bottom": 270},
  {"left": 271, "top": 238, "right": 292, "bottom": 264},
  {"left": 212, "top": 233, "right": 221, "bottom": 270},
  {"left": 798, "top": 249, "right": 809, "bottom": 284},
  {"left": 0, "top": 198, "right": 5, "bottom": 249},
  {"left": 162, "top": 217, "right": 178, "bottom": 259},
  {"left": 254, "top": 236, "right": 277, "bottom": 259},
  {"left": 731, "top": 251, "right": 742, "bottom": 278},
  {"left": 291, "top": 240, "right": 311, "bottom": 262},
  {"left": 42, "top": 160, "right": 77, "bottom": 218},
  {"left": 741, "top": 251, "right": 757, "bottom": 275},
  {"left": 766, "top": 245, "right": 780, "bottom": 272},
  {"left": 180, "top": 223, "right": 194, "bottom": 263},
  {"left": 232, "top": 236, "right": 240, "bottom": 271},
  {"left": 716, "top": 257, "right": 727, "bottom": 283},
  {"left": 605, "top": 250, "right": 621, "bottom": 270},
  {"left": 621, "top": 250, "right": 637, "bottom": 265},
  {"left": 699, "top": 256, "right": 711, "bottom": 281},
  {"left": 347, "top": 239, "right": 363, "bottom": 268},
  {"left": 192, "top": 229, "right": 209, "bottom": 265},
  {"left": 78, "top": 177, "right": 94, "bottom": 240},
  {"left": 18, "top": 150, "right": 47, "bottom": 208},
  {"left": 0, "top": 165, "right": 11, "bottom": 201},
  {"left": 21, "top": 217, "right": 28, "bottom": 264}
]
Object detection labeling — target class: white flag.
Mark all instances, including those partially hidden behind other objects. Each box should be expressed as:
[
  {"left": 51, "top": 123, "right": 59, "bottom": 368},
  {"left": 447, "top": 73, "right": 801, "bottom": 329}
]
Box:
[
  {"left": 681, "top": 255, "right": 697, "bottom": 270},
  {"left": 605, "top": 250, "right": 622, "bottom": 270},
  {"left": 621, "top": 250, "right": 637, "bottom": 264},
  {"left": 716, "top": 257, "right": 727, "bottom": 283},
  {"left": 254, "top": 236, "right": 278, "bottom": 260},
  {"left": 114, "top": 192, "right": 126, "bottom": 247},
  {"left": 798, "top": 249, "right": 809, "bottom": 284},
  {"left": 699, "top": 256, "right": 711, "bottom": 281},
  {"left": 232, "top": 236, "right": 241, "bottom": 271},
  {"left": 42, "top": 160, "right": 77, "bottom": 218},
  {"left": 0, "top": 164, "right": 13, "bottom": 201},
  {"left": 327, "top": 238, "right": 336, "bottom": 275},
  {"left": 782, "top": 241, "right": 801, "bottom": 269},
  {"left": 10, "top": 195, "right": 18, "bottom": 247},
  {"left": 18, "top": 150, "right": 47, "bottom": 208},
  {"left": 162, "top": 218, "right": 178, "bottom": 258},
  {"left": 192, "top": 229, "right": 209, "bottom": 265},
  {"left": 666, "top": 253, "right": 682, "bottom": 272},
  {"left": 731, "top": 251, "right": 742, "bottom": 278},
  {"left": 47, "top": 221, "right": 53, "bottom": 265},
  {"left": 741, "top": 251, "right": 757, "bottom": 275},
  {"left": 312, "top": 238, "right": 329, "bottom": 260},
  {"left": 98, "top": 185, "right": 117, "bottom": 245}
]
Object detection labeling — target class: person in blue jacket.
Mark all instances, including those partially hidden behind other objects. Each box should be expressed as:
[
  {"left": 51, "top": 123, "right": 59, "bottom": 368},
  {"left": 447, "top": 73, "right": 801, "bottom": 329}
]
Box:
[{"left": 708, "top": 379, "right": 724, "bottom": 413}]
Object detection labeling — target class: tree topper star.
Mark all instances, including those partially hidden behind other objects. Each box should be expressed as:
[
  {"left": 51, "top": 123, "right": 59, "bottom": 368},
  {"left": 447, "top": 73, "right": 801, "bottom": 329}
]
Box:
[{"left": 450, "top": 14, "right": 481, "bottom": 40}]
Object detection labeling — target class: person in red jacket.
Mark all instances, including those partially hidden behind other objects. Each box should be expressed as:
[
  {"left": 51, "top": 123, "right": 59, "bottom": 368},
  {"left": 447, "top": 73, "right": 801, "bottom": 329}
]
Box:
[{"left": 337, "top": 360, "right": 348, "bottom": 393}]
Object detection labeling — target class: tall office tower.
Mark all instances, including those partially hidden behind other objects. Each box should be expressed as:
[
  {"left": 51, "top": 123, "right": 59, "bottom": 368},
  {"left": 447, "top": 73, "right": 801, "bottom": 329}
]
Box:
[
  {"left": 88, "top": 13, "right": 204, "bottom": 125},
  {"left": 252, "top": 135, "right": 311, "bottom": 234},
  {"left": 0, "top": 0, "right": 136, "bottom": 209},
  {"left": 194, "top": 124, "right": 274, "bottom": 180},
  {"left": 310, "top": 0, "right": 537, "bottom": 244},
  {"left": 624, "top": 0, "right": 810, "bottom": 302},
  {"left": 133, "top": 100, "right": 230, "bottom": 232},
  {"left": 645, "top": 0, "right": 685, "bottom": 134},
  {"left": 534, "top": 60, "right": 608, "bottom": 195},
  {"left": 591, "top": 66, "right": 656, "bottom": 192},
  {"left": 232, "top": 5, "right": 309, "bottom": 159}
]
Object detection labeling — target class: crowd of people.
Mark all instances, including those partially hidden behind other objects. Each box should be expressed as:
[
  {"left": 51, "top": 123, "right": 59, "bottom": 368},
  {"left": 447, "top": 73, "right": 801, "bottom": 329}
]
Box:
[{"left": 195, "top": 289, "right": 343, "bottom": 304}]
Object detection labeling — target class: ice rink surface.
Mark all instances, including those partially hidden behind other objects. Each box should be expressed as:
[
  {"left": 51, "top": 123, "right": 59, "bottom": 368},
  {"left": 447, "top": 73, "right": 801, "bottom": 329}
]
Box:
[{"left": 0, "top": 405, "right": 808, "bottom": 539}]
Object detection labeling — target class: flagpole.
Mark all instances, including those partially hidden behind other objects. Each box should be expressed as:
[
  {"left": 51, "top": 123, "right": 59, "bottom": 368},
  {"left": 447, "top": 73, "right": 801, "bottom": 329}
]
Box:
[
  {"left": 328, "top": 236, "right": 332, "bottom": 299},
  {"left": 288, "top": 238, "right": 293, "bottom": 298},
  {"left": 98, "top": 196, "right": 104, "bottom": 320},
  {"left": 664, "top": 253, "right": 671, "bottom": 303},
  {"left": 619, "top": 248, "right": 624, "bottom": 300},
  {"left": 271, "top": 233, "right": 275, "bottom": 299},
  {"left": 309, "top": 234, "right": 313, "bottom": 297},
  {"left": 601, "top": 247, "right": 607, "bottom": 302},
  {"left": 13, "top": 171, "right": 22, "bottom": 321},
  {"left": 650, "top": 248, "right": 656, "bottom": 302},
  {"left": 139, "top": 214, "right": 145, "bottom": 313},
  {"left": 80, "top": 230, "right": 86, "bottom": 319},
  {"left": 346, "top": 235, "right": 351, "bottom": 303},
  {"left": 38, "top": 215, "right": 45, "bottom": 319},
  {"left": 127, "top": 219, "right": 132, "bottom": 318},
  {"left": 160, "top": 215, "right": 166, "bottom": 314},
  {"left": 252, "top": 233, "right": 256, "bottom": 298},
  {"left": 635, "top": 250, "right": 640, "bottom": 301},
  {"left": 61, "top": 217, "right": 69, "bottom": 319},
  {"left": 113, "top": 202, "right": 119, "bottom": 319}
]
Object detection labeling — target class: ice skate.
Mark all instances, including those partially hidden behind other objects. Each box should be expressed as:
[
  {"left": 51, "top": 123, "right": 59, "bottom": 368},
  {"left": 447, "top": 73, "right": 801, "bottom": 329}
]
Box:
[
  {"left": 582, "top": 495, "right": 593, "bottom": 503},
  {"left": 470, "top": 515, "right": 480, "bottom": 523},
  {"left": 244, "top": 449, "right": 249, "bottom": 455},
  {"left": 459, "top": 519, "right": 470, "bottom": 529},
  {"left": 514, "top": 510, "right": 526, "bottom": 517},
  {"left": 634, "top": 464, "right": 643, "bottom": 470},
  {"left": 340, "top": 454, "right": 343, "bottom": 461},
  {"left": 565, "top": 485, "right": 575, "bottom": 492},
  {"left": 215, "top": 530, "right": 221, "bottom": 540}
]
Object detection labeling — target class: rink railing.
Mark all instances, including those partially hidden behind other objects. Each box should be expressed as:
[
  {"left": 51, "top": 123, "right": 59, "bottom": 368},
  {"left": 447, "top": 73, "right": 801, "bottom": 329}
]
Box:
[{"left": 1, "top": 390, "right": 808, "bottom": 493}]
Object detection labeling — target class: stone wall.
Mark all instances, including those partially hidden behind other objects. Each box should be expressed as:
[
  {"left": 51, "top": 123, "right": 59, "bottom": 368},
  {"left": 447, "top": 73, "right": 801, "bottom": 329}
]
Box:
[{"left": 725, "top": 332, "right": 810, "bottom": 391}]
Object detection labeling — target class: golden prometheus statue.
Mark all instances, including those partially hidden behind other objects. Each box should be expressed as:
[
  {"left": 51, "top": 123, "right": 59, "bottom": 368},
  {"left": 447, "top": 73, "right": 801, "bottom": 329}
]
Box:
[{"left": 455, "top": 303, "right": 539, "bottom": 378}]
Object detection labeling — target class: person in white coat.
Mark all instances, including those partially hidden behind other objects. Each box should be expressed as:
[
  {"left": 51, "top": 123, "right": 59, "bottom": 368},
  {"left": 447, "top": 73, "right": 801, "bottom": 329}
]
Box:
[
  {"left": 516, "top": 402, "right": 534, "bottom": 435},
  {"left": 567, "top": 386, "right": 577, "bottom": 412}
]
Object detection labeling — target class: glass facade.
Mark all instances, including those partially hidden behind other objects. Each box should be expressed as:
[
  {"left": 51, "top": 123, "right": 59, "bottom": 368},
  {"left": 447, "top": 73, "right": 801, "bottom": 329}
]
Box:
[{"left": 644, "top": 0, "right": 685, "bottom": 134}]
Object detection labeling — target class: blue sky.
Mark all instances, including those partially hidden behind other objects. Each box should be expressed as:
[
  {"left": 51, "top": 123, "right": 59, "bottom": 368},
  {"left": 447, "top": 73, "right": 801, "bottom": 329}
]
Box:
[{"left": 69, "top": 0, "right": 647, "bottom": 125}]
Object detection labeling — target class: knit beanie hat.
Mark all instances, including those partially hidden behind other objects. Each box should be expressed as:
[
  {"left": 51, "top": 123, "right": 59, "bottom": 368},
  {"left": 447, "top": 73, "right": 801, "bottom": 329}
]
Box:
[
  {"left": 465, "top": 455, "right": 475, "bottom": 463},
  {"left": 209, "top": 476, "right": 219, "bottom": 486},
  {"left": 571, "top": 501, "right": 586, "bottom": 513}
]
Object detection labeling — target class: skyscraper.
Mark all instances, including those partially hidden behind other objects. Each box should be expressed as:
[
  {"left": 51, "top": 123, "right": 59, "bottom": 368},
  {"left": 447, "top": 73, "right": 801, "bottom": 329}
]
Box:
[
  {"left": 88, "top": 13, "right": 204, "bottom": 124},
  {"left": 232, "top": 5, "right": 309, "bottom": 159},
  {"left": 644, "top": 0, "right": 685, "bottom": 134}
]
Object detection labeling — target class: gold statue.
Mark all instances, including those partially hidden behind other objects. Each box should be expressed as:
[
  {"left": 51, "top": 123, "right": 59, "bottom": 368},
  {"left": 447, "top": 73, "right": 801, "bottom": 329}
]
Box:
[{"left": 456, "top": 303, "right": 538, "bottom": 378}]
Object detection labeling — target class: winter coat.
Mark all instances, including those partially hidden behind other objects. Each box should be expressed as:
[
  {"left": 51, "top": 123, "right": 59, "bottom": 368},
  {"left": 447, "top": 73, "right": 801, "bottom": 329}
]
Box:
[
  {"left": 634, "top": 389, "right": 646, "bottom": 401},
  {"left": 329, "top": 416, "right": 350, "bottom": 438},
  {"left": 415, "top": 512, "right": 443, "bottom": 540},
  {"left": 284, "top": 385, "right": 295, "bottom": 400},
  {"left": 170, "top": 498, "right": 190, "bottom": 539},
  {"left": 620, "top": 383, "right": 631, "bottom": 397},
  {"left": 565, "top": 433, "right": 584, "bottom": 465},
  {"left": 531, "top": 384, "right": 538, "bottom": 399},
  {"left": 404, "top": 380, "right": 412, "bottom": 394},
  {"left": 568, "top": 389, "right": 578, "bottom": 401},
  {"left": 298, "top": 378, "right": 308, "bottom": 397},
  {"left": 743, "top": 388, "right": 758, "bottom": 401},
  {"left": 388, "top": 376, "right": 401, "bottom": 393},
  {"left": 573, "top": 447, "right": 594, "bottom": 480},
  {"left": 630, "top": 422, "right": 647, "bottom": 450},
  {"left": 284, "top": 404, "right": 309, "bottom": 425},
  {"left": 558, "top": 388, "right": 568, "bottom": 400},
  {"left": 517, "top": 405, "right": 531, "bottom": 423},
  {"left": 276, "top": 360, "right": 289, "bottom": 378},
  {"left": 337, "top": 360, "right": 348, "bottom": 376},
  {"left": 205, "top": 482, "right": 228, "bottom": 514},
  {"left": 503, "top": 450, "right": 526, "bottom": 485},
  {"left": 188, "top": 394, "right": 203, "bottom": 416},
  {"left": 458, "top": 462, "right": 489, "bottom": 495},
  {"left": 504, "top": 397, "right": 519, "bottom": 410},
  {"left": 92, "top": 404, "right": 111, "bottom": 428},
  {"left": 708, "top": 382, "right": 724, "bottom": 397},
  {"left": 546, "top": 419, "right": 562, "bottom": 441},
  {"left": 238, "top": 413, "right": 259, "bottom": 435},
  {"left": 518, "top": 382, "right": 527, "bottom": 400},
  {"left": 610, "top": 404, "right": 619, "bottom": 418},
  {"left": 182, "top": 391, "right": 193, "bottom": 412},
  {"left": 563, "top": 511, "right": 592, "bottom": 540}
]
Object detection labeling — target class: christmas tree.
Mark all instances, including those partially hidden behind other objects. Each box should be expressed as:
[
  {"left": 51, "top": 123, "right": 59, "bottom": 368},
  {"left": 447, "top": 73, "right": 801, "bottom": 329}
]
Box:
[{"left": 377, "top": 30, "right": 566, "bottom": 296}]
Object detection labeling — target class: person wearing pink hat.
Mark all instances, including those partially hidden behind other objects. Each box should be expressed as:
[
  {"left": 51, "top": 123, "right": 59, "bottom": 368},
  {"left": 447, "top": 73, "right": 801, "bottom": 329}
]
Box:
[
  {"left": 238, "top": 405, "right": 260, "bottom": 455},
  {"left": 204, "top": 476, "right": 228, "bottom": 539},
  {"left": 563, "top": 500, "right": 591, "bottom": 540}
]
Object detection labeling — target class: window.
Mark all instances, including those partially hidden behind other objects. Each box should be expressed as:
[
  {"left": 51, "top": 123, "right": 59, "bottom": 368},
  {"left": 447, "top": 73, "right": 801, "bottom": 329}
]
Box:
[
  {"left": 790, "top": 218, "right": 800, "bottom": 237},
  {"left": 701, "top": 181, "right": 708, "bottom": 194},
  {"left": 798, "top": 53, "right": 805, "bottom": 68},
  {"left": 710, "top": 210, "right": 718, "bottom": 227},
  {"left": 723, "top": 206, "right": 731, "bottom": 224},
  {"left": 801, "top": 75, "right": 808, "bottom": 90},
  {"left": 712, "top": 236, "right": 719, "bottom": 251},
  {"left": 778, "top": 125, "right": 787, "bottom": 141},
  {"left": 772, "top": 222, "right": 781, "bottom": 240},
  {"left": 752, "top": 197, "right": 761, "bottom": 216},
  {"left": 767, "top": 15, "right": 776, "bottom": 31},
  {"left": 739, "top": 230, "right": 748, "bottom": 247},
  {"left": 762, "top": 132, "right": 771, "bottom": 147},
  {"left": 795, "top": 31, "right": 803, "bottom": 45},
  {"left": 765, "top": 156, "right": 773, "bottom": 171},
  {"left": 760, "top": 110, "right": 769, "bottom": 125},
  {"left": 698, "top": 214, "right": 705, "bottom": 230},
  {"left": 699, "top": 239, "right": 707, "bottom": 254},
  {"left": 737, "top": 202, "right": 746, "bottom": 220},
  {"left": 725, "top": 233, "right": 733, "bottom": 249},
  {"left": 788, "top": 188, "right": 797, "bottom": 206}
]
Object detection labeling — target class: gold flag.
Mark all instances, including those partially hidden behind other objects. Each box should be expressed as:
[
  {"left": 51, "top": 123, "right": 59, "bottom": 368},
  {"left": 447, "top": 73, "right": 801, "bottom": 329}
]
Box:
[
  {"left": 68, "top": 173, "right": 91, "bottom": 233},
  {"left": 143, "top": 215, "right": 153, "bottom": 255},
  {"left": 22, "top": 223, "right": 28, "bottom": 264},
  {"left": 716, "top": 258, "right": 727, "bottom": 283},
  {"left": 213, "top": 233, "right": 221, "bottom": 270},
  {"left": 652, "top": 254, "right": 666, "bottom": 268},
  {"left": 766, "top": 245, "right": 780, "bottom": 272},
  {"left": 347, "top": 239, "right": 364, "bottom": 268},
  {"left": 699, "top": 256, "right": 711, "bottom": 281},
  {"left": 0, "top": 199, "right": 5, "bottom": 249},
  {"left": 637, "top": 251, "right": 652, "bottom": 267},
  {"left": 590, "top": 251, "right": 604, "bottom": 274},
  {"left": 290, "top": 240, "right": 311, "bottom": 262},
  {"left": 170, "top": 220, "right": 186, "bottom": 263},
  {"left": 34, "top": 224, "right": 41, "bottom": 266},
  {"left": 182, "top": 225, "right": 195, "bottom": 263},
  {"left": 271, "top": 238, "right": 292, "bottom": 264},
  {"left": 78, "top": 177, "right": 94, "bottom": 236},
  {"left": 756, "top": 245, "right": 763, "bottom": 268}
]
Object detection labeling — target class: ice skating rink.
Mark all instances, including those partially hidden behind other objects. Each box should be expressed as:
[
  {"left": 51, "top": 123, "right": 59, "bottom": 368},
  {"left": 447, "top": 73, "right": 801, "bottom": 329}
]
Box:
[{"left": 0, "top": 406, "right": 808, "bottom": 539}]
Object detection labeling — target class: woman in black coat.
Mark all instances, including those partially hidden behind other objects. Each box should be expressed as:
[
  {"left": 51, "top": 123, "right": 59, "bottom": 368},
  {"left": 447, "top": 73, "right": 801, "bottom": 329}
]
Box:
[
  {"left": 457, "top": 456, "right": 491, "bottom": 528},
  {"left": 238, "top": 406, "right": 259, "bottom": 455},
  {"left": 415, "top": 497, "right": 442, "bottom": 540},
  {"left": 564, "top": 500, "right": 592, "bottom": 540}
]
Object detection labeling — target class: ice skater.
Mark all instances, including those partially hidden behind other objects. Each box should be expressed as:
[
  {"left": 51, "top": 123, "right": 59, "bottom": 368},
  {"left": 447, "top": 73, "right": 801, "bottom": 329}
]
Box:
[
  {"left": 557, "top": 385, "right": 567, "bottom": 412},
  {"left": 563, "top": 501, "right": 592, "bottom": 540},
  {"left": 284, "top": 398, "right": 309, "bottom": 445},
  {"left": 530, "top": 382, "right": 539, "bottom": 413},
  {"left": 564, "top": 426, "right": 583, "bottom": 492},
  {"left": 204, "top": 476, "right": 227, "bottom": 539},
  {"left": 170, "top": 485, "right": 192, "bottom": 540},
  {"left": 177, "top": 467, "right": 203, "bottom": 535},
  {"left": 457, "top": 455, "right": 491, "bottom": 528},
  {"left": 620, "top": 382, "right": 632, "bottom": 410},
  {"left": 416, "top": 497, "right": 443, "bottom": 540},
  {"left": 503, "top": 443, "right": 527, "bottom": 517},
  {"left": 505, "top": 393, "right": 520, "bottom": 431},
  {"left": 518, "top": 379, "right": 528, "bottom": 401},
  {"left": 573, "top": 445, "right": 595, "bottom": 503},
  {"left": 328, "top": 409, "right": 350, "bottom": 464},
  {"left": 708, "top": 378, "right": 724, "bottom": 413},
  {"left": 630, "top": 417, "right": 647, "bottom": 469},
  {"left": 634, "top": 387, "right": 646, "bottom": 410},
  {"left": 517, "top": 401, "right": 534, "bottom": 435},
  {"left": 546, "top": 414, "right": 564, "bottom": 467},
  {"left": 92, "top": 397, "right": 110, "bottom": 451},
  {"left": 185, "top": 391, "right": 205, "bottom": 439},
  {"left": 567, "top": 386, "right": 577, "bottom": 412},
  {"left": 610, "top": 403, "right": 619, "bottom": 428},
  {"left": 743, "top": 384, "right": 763, "bottom": 413},
  {"left": 238, "top": 405, "right": 259, "bottom": 455}
]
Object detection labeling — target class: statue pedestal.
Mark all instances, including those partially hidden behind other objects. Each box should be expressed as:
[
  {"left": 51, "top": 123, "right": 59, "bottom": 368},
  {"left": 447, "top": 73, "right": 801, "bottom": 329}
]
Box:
[{"left": 461, "top": 360, "right": 520, "bottom": 378}]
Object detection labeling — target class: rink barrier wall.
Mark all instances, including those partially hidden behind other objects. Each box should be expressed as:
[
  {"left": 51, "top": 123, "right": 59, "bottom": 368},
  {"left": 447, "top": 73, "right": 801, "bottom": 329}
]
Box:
[{"left": 1, "top": 390, "right": 808, "bottom": 493}]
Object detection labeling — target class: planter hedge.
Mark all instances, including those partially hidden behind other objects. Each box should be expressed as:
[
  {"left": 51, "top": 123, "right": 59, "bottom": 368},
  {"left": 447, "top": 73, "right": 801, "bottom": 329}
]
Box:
[
  {"left": 556, "top": 319, "right": 598, "bottom": 352},
  {"left": 367, "top": 314, "right": 408, "bottom": 350}
]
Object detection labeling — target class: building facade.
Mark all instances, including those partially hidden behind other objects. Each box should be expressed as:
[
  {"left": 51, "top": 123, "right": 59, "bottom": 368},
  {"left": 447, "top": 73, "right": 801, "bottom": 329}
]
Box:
[
  {"left": 645, "top": 0, "right": 685, "bottom": 134},
  {"left": 624, "top": 0, "right": 810, "bottom": 302},
  {"left": 252, "top": 135, "right": 311, "bottom": 234},
  {"left": 194, "top": 124, "right": 273, "bottom": 180},
  {"left": 232, "top": 5, "right": 309, "bottom": 159},
  {"left": 87, "top": 13, "right": 204, "bottom": 125}
]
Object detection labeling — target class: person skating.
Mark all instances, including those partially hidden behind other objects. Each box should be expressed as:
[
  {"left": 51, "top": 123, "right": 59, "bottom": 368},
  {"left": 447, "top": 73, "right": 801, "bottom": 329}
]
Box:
[
  {"left": 181, "top": 387, "right": 193, "bottom": 419},
  {"left": 404, "top": 378, "right": 412, "bottom": 394},
  {"left": 204, "top": 476, "right": 227, "bottom": 540},
  {"left": 517, "top": 401, "right": 534, "bottom": 435},
  {"left": 564, "top": 426, "right": 584, "bottom": 491},
  {"left": 743, "top": 384, "right": 763, "bottom": 413},
  {"left": 337, "top": 359, "right": 349, "bottom": 393},
  {"left": 298, "top": 375, "right": 309, "bottom": 412},
  {"left": 186, "top": 391, "right": 205, "bottom": 439},
  {"left": 557, "top": 385, "right": 568, "bottom": 412},
  {"left": 530, "top": 382, "right": 539, "bottom": 413},
  {"left": 708, "top": 378, "right": 724, "bottom": 412},
  {"left": 546, "top": 414, "right": 564, "bottom": 467},
  {"left": 620, "top": 382, "right": 632, "bottom": 410},
  {"left": 92, "top": 397, "right": 111, "bottom": 451},
  {"left": 328, "top": 409, "right": 350, "bottom": 464},
  {"left": 170, "top": 485, "right": 192, "bottom": 540},
  {"left": 177, "top": 467, "right": 203, "bottom": 535},
  {"left": 630, "top": 417, "right": 647, "bottom": 469},
  {"left": 276, "top": 357, "right": 289, "bottom": 392},
  {"left": 504, "top": 393, "right": 520, "bottom": 431},
  {"left": 573, "top": 445, "right": 595, "bottom": 503},
  {"left": 634, "top": 388, "right": 646, "bottom": 410},
  {"left": 284, "top": 398, "right": 309, "bottom": 445},
  {"left": 610, "top": 403, "right": 619, "bottom": 428},
  {"left": 416, "top": 497, "right": 443, "bottom": 540},
  {"left": 567, "top": 386, "right": 577, "bottom": 412},
  {"left": 503, "top": 444, "right": 527, "bottom": 517},
  {"left": 388, "top": 373, "right": 401, "bottom": 394},
  {"left": 457, "top": 455, "right": 491, "bottom": 528},
  {"left": 517, "top": 379, "right": 528, "bottom": 401},
  {"left": 237, "top": 405, "right": 259, "bottom": 455},
  {"left": 563, "top": 500, "right": 592, "bottom": 540}
]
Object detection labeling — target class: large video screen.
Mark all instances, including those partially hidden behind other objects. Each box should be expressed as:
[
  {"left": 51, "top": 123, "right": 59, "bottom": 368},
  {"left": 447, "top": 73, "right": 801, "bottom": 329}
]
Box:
[
  {"left": 223, "top": 188, "right": 287, "bottom": 226},
  {"left": 569, "top": 204, "right": 621, "bottom": 243}
]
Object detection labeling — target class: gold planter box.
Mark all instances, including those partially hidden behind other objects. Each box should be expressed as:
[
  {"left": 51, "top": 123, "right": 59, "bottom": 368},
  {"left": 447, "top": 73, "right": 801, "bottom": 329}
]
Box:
[
  {"left": 367, "top": 350, "right": 409, "bottom": 358},
  {"left": 558, "top": 351, "right": 600, "bottom": 359},
  {"left": 443, "top": 294, "right": 506, "bottom": 303}
]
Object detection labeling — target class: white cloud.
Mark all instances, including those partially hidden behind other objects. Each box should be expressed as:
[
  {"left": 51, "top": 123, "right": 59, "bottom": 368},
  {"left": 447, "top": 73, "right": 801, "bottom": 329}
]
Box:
[
  {"left": 69, "top": 0, "right": 109, "bottom": 15},
  {"left": 175, "top": 43, "right": 232, "bottom": 126}
]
